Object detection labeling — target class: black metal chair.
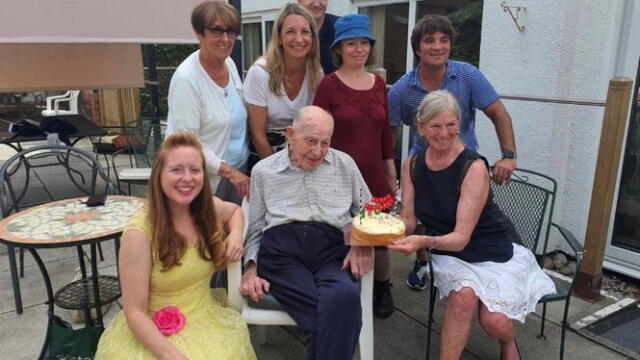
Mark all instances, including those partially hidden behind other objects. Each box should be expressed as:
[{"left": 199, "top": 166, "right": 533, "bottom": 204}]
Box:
[
  {"left": 0, "top": 144, "right": 115, "bottom": 314},
  {"left": 111, "top": 118, "right": 165, "bottom": 194},
  {"left": 425, "top": 168, "right": 584, "bottom": 360},
  {"left": 90, "top": 117, "right": 156, "bottom": 184}
]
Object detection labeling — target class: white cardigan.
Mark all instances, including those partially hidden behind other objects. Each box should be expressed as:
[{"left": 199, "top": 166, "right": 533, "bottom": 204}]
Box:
[{"left": 166, "top": 50, "right": 243, "bottom": 191}]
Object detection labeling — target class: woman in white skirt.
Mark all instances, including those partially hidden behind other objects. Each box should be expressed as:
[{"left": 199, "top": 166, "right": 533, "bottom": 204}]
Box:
[{"left": 389, "top": 90, "right": 555, "bottom": 360}]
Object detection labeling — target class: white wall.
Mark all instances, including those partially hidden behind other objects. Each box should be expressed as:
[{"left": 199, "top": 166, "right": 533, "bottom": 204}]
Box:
[{"left": 476, "top": 0, "right": 624, "bottom": 251}]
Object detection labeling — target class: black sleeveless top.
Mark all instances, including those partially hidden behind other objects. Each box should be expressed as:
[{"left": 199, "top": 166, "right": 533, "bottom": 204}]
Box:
[{"left": 413, "top": 148, "right": 520, "bottom": 263}]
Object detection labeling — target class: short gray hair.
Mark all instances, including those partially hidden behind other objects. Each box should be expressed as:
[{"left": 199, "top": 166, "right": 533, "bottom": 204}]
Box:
[{"left": 415, "top": 90, "right": 461, "bottom": 126}]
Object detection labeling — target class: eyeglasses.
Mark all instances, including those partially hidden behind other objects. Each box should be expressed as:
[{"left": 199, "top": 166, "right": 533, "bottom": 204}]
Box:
[{"left": 204, "top": 26, "right": 238, "bottom": 39}]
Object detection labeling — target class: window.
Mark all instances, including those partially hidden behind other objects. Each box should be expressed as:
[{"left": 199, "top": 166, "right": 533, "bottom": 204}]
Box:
[
  {"left": 240, "top": 18, "right": 276, "bottom": 74},
  {"left": 265, "top": 20, "right": 274, "bottom": 46},
  {"left": 242, "top": 22, "right": 262, "bottom": 73},
  {"left": 612, "top": 59, "right": 640, "bottom": 254},
  {"left": 359, "top": 4, "right": 409, "bottom": 84}
]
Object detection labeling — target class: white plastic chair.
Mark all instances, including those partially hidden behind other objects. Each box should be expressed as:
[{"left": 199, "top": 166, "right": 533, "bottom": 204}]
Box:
[
  {"left": 228, "top": 199, "right": 374, "bottom": 360},
  {"left": 41, "top": 90, "right": 80, "bottom": 116}
]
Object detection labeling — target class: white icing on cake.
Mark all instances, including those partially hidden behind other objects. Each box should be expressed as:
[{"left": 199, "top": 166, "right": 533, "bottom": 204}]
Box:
[{"left": 352, "top": 212, "right": 405, "bottom": 235}]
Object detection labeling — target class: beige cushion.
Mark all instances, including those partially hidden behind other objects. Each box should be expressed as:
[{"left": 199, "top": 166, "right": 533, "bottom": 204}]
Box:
[{"left": 118, "top": 168, "right": 151, "bottom": 181}]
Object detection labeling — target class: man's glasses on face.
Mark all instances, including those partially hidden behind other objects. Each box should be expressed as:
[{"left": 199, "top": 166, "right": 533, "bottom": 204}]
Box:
[{"left": 205, "top": 26, "right": 238, "bottom": 39}]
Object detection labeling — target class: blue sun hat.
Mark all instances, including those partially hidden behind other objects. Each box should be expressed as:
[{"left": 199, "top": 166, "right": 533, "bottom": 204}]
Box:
[{"left": 330, "top": 14, "right": 376, "bottom": 50}]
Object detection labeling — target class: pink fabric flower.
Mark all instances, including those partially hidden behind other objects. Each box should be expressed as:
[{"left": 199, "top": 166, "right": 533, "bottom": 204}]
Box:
[{"left": 152, "top": 306, "right": 186, "bottom": 336}]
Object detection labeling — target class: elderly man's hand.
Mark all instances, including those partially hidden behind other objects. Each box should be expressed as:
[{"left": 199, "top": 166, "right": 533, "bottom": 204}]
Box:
[
  {"left": 341, "top": 246, "right": 373, "bottom": 278},
  {"left": 239, "top": 262, "right": 270, "bottom": 302},
  {"left": 491, "top": 158, "right": 516, "bottom": 185}
]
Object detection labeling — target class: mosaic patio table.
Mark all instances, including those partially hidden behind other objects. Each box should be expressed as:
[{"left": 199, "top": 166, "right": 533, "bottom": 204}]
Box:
[{"left": 0, "top": 195, "right": 145, "bottom": 336}]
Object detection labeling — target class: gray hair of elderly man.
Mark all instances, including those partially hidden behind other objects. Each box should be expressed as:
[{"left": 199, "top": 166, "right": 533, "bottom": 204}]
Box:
[{"left": 291, "top": 105, "right": 335, "bottom": 131}]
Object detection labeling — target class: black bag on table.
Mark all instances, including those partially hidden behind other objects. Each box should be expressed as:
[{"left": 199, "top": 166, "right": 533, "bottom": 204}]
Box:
[{"left": 8, "top": 120, "right": 45, "bottom": 137}]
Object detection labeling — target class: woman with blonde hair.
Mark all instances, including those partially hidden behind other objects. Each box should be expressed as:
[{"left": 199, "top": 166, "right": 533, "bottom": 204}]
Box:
[
  {"left": 244, "top": 3, "right": 322, "bottom": 168},
  {"left": 95, "top": 131, "right": 255, "bottom": 360}
]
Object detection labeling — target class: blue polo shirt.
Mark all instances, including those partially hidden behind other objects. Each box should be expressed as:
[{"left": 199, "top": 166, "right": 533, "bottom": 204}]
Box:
[
  {"left": 319, "top": 13, "right": 339, "bottom": 75},
  {"left": 388, "top": 60, "right": 499, "bottom": 153}
]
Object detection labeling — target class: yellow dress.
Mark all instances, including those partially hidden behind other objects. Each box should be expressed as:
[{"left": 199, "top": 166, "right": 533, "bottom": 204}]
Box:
[{"left": 95, "top": 213, "right": 256, "bottom": 360}]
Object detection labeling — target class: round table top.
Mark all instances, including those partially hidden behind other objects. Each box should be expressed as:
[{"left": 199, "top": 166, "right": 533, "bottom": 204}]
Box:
[{"left": 0, "top": 195, "right": 145, "bottom": 247}]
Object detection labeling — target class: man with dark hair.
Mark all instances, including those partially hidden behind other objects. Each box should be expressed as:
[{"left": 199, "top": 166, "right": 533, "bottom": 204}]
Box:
[
  {"left": 298, "top": 0, "right": 339, "bottom": 74},
  {"left": 389, "top": 14, "right": 517, "bottom": 291}
]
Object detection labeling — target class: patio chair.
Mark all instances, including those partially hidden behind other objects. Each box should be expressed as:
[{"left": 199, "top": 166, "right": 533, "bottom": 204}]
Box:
[
  {"left": 0, "top": 144, "right": 115, "bottom": 314},
  {"left": 41, "top": 91, "right": 80, "bottom": 117},
  {"left": 227, "top": 199, "right": 375, "bottom": 360},
  {"left": 90, "top": 117, "right": 155, "bottom": 188},
  {"left": 424, "top": 168, "right": 584, "bottom": 360},
  {"left": 114, "top": 118, "right": 165, "bottom": 194}
]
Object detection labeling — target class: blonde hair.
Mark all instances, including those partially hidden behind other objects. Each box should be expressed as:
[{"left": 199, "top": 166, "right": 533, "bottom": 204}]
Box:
[
  {"left": 416, "top": 90, "right": 461, "bottom": 126},
  {"left": 147, "top": 131, "right": 226, "bottom": 272},
  {"left": 262, "top": 3, "right": 321, "bottom": 96}
]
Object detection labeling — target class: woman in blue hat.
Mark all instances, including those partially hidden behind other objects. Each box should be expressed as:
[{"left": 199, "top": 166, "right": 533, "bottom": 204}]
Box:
[{"left": 313, "top": 13, "right": 397, "bottom": 319}]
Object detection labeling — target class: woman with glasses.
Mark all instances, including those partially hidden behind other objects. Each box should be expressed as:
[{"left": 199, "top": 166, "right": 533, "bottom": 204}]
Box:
[
  {"left": 244, "top": 3, "right": 322, "bottom": 169},
  {"left": 166, "top": 1, "right": 249, "bottom": 204}
]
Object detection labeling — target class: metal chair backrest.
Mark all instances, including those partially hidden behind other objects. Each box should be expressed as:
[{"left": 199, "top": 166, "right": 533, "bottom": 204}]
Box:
[
  {"left": 0, "top": 145, "right": 114, "bottom": 217},
  {"left": 122, "top": 117, "right": 168, "bottom": 169},
  {"left": 490, "top": 168, "right": 557, "bottom": 256},
  {"left": 121, "top": 118, "right": 154, "bottom": 168}
]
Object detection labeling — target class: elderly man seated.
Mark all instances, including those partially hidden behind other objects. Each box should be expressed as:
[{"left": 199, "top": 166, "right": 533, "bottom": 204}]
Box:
[{"left": 240, "top": 105, "right": 373, "bottom": 360}]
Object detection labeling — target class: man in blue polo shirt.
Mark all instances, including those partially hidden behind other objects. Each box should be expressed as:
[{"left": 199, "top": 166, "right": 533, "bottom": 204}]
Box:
[
  {"left": 389, "top": 14, "right": 517, "bottom": 290},
  {"left": 298, "top": 0, "right": 339, "bottom": 74}
]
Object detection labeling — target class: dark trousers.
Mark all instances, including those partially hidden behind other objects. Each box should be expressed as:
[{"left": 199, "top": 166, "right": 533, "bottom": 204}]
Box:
[{"left": 257, "top": 222, "right": 361, "bottom": 360}]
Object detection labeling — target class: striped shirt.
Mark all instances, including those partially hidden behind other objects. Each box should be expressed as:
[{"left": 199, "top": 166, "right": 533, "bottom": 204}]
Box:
[
  {"left": 388, "top": 60, "right": 499, "bottom": 153},
  {"left": 244, "top": 148, "right": 372, "bottom": 265}
]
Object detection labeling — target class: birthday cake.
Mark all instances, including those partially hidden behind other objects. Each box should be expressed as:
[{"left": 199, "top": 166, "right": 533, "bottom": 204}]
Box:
[{"left": 350, "top": 210, "right": 405, "bottom": 246}]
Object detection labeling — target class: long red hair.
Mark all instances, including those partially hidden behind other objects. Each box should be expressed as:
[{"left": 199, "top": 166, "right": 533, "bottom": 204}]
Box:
[{"left": 147, "top": 131, "right": 226, "bottom": 271}]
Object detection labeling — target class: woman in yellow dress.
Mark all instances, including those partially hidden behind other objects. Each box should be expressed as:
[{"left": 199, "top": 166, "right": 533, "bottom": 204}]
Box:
[{"left": 95, "top": 131, "right": 256, "bottom": 360}]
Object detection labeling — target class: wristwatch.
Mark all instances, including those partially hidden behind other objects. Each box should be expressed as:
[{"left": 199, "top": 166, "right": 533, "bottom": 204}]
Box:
[{"left": 502, "top": 150, "right": 517, "bottom": 159}]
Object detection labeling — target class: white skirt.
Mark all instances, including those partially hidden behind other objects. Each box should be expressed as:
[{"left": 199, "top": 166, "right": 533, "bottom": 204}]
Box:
[{"left": 432, "top": 243, "right": 556, "bottom": 323}]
